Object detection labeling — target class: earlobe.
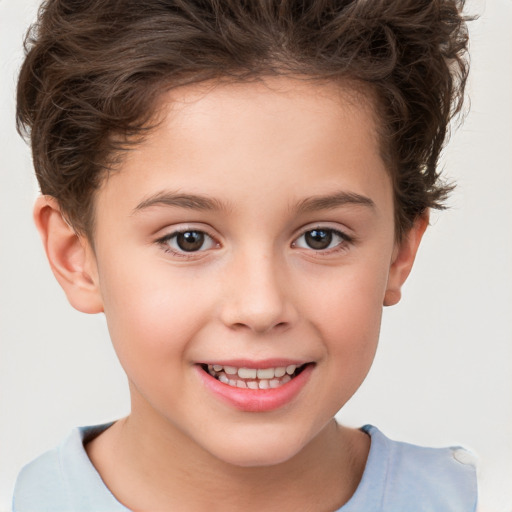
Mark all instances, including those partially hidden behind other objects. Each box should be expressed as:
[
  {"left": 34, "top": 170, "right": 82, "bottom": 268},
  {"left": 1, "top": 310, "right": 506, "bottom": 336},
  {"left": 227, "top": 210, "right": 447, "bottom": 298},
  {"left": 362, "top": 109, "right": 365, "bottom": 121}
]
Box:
[
  {"left": 384, "top": 213, "right": 429, "bottom": 307},
  {"left": 33, "top": 196, "right": 104, "bottom": 314}
]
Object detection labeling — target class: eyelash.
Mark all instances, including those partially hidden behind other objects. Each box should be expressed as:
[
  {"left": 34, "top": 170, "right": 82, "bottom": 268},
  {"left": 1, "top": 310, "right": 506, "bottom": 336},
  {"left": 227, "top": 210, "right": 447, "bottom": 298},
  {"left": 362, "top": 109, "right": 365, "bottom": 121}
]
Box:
[
  {"left": 291, "top": 227, "right": 352, "bottom": 255},
  {"left": 156, "top": 229, "right": 218, "bottom": 259},
  {"left": 156, "top": 226, "right": 353, "bottom": 259}
]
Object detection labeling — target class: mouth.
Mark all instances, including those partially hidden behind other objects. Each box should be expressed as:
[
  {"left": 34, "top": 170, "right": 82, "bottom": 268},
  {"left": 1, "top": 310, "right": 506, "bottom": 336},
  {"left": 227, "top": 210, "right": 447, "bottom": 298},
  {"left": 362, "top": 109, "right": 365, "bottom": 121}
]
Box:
[
  {"left": 199, "top": 362, "right": 310, "bottom": 390},
  {"left": 196, "top": 360, "right": 315, "bottom": 412}
]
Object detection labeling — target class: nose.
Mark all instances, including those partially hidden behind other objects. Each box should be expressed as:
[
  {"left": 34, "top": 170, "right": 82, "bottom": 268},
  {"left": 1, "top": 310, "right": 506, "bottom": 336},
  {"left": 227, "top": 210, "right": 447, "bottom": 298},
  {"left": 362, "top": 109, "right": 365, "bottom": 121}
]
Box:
[{"left": 219, "top": 250, "right": 298, "bottom": 335}]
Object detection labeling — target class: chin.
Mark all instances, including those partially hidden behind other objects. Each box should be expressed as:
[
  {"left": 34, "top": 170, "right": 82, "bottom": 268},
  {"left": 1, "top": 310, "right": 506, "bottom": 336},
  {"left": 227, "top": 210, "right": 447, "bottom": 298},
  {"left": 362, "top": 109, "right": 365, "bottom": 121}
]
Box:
[
  {"left": 207, "top": 430, "right": 310, "bottom": 468},
  {"left": 218, "top": 449, "right": 297, "bottom": 468}
]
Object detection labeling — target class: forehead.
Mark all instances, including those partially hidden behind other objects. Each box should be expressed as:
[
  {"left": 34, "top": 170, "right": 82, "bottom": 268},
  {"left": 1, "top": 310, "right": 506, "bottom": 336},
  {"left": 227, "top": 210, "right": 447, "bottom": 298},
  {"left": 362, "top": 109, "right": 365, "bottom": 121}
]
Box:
[
  {"left": 154, "top": 77, "right": 381, "bottom": 156},
  {"left": 96, "top": 77, "right": 391, "bottom": 221},
  {"left": 161, "top": 77, "right": 376, "bottom": 122}
]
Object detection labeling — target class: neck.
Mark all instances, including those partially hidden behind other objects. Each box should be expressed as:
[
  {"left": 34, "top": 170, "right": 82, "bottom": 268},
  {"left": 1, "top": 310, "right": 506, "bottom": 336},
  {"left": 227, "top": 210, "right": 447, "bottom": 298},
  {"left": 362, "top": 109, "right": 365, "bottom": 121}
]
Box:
[{"left": 86, "top": 405, "right": 369, "bottom": 512}]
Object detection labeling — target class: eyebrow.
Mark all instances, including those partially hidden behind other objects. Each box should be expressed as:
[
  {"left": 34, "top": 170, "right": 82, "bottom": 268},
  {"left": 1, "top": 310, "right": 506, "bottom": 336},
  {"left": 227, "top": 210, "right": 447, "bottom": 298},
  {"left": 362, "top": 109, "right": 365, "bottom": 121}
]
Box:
[
  {"left": 133, "top": 191, "right": 230, "bottom": 214},
  {"left": 294, "top": 191, "right": 376, "bottom": 214},
  {"left": 132, "top": 190, "right": 375, "bottom": 215}
]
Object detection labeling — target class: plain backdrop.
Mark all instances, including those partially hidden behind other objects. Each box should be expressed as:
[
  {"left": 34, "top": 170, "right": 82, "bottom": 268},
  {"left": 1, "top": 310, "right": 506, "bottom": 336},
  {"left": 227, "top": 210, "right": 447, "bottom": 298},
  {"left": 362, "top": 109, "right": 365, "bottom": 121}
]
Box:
[{"left": 1, "top": 0, "right": 511, "bottom": 511}]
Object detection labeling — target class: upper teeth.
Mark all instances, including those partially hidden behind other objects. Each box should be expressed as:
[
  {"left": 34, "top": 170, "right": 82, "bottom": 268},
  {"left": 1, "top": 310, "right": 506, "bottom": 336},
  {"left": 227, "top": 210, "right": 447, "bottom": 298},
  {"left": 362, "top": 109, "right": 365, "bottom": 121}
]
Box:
[{"left": 208, "top": 364, "right": 298, "bottom": 380}]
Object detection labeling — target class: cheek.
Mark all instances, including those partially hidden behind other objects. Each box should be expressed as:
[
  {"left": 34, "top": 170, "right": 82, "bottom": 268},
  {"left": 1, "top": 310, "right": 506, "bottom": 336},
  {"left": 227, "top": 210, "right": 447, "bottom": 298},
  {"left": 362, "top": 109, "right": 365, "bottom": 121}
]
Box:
[
  {"left": 302, "top": 262, "right": 388, "bottom": 360},
  {"left": 97, "top": 255, "right": 212, "bottom": 369}
]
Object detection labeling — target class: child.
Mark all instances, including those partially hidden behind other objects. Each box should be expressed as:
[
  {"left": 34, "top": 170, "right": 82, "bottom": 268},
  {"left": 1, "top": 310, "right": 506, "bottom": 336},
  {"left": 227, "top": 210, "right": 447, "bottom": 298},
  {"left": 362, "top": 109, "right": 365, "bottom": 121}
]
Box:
[{"left": 13, "top": 0, "right": 477, "bottom": 510}]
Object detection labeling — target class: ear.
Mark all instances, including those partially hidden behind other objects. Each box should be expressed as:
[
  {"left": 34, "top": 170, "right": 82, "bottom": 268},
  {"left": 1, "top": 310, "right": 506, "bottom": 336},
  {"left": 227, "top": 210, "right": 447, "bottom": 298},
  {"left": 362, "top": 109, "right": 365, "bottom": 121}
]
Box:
[
  {"left": 384, "top": 213, "right": 429, "bottom": 307},
  {"left": 33, "top": 196, "right": 104, "bottom": 314}
]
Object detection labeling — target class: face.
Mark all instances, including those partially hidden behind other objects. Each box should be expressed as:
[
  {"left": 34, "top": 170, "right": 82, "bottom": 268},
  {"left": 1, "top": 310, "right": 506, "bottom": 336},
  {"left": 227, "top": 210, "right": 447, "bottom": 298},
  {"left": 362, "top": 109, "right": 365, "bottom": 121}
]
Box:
[{"left": 87, "top": 78, "right": 401, "bottom": 466}]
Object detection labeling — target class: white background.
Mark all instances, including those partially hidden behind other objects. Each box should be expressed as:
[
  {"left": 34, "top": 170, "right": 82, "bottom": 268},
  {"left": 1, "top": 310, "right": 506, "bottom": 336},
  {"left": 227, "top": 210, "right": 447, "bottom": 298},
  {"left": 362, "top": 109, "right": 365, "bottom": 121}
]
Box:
[{"left": 1, "top": 0, "right": 511, "bottom": 511}]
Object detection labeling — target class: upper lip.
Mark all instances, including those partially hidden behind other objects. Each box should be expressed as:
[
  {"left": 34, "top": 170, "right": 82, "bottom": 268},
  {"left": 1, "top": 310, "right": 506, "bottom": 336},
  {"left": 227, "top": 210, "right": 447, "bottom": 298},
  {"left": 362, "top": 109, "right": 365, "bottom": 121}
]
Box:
[{"left": 197, "top": 359, "right": 311, "bottom": 369}]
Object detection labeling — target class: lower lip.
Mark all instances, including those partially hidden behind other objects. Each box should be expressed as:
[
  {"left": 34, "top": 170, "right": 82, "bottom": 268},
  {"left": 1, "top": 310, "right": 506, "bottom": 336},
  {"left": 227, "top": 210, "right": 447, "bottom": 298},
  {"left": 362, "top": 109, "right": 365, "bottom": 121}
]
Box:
[{"left": 196, "top": 364, "right": 314, "bottom": 412}]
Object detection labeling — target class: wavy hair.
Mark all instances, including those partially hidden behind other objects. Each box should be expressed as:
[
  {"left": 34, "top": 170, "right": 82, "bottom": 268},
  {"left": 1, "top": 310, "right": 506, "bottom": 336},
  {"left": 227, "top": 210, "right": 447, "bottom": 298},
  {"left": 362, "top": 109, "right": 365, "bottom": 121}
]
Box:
[{"left": 17, "top": 0, "right": 470, "bottom": 239}]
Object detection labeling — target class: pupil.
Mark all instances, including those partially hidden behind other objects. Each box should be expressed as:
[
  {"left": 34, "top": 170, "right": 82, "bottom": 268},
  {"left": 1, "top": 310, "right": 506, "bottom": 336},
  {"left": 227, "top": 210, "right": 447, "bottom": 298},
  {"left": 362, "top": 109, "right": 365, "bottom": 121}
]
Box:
[
  {"left": 305, "top": 229, "right": 332, "bottom": 250},
  {"left": 177, "top": 231, "right": 204, "bottom": 251}
]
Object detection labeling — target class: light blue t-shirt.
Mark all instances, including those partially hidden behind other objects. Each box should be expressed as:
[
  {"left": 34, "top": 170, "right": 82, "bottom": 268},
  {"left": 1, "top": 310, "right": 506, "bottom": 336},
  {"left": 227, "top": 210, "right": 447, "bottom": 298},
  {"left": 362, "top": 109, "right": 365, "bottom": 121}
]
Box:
[{"left": 13, "top": 423, "right": 477, "bottom": 511}]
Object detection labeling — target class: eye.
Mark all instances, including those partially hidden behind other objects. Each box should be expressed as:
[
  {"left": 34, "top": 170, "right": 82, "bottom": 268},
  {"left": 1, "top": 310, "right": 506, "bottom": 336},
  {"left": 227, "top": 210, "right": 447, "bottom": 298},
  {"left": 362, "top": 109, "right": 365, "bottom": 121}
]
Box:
[
  {"left": 158, "top": 230, "right": 217, "bottom": 254},
  {"left": 293, "top": 228, "right": 349, "bottom": 251}
]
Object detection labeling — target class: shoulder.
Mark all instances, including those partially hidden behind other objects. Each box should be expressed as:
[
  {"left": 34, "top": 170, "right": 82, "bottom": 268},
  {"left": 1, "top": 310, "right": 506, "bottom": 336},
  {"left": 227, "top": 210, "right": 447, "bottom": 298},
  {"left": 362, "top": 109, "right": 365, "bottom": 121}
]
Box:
[
  {"left": 342, "top": 425, "right": 478, "bottom": 512},
  {"left": 13, "top": 423, "right": 129, "bottom": 512},
  {"left": 13, "top": 446, "right": 64, "bottom": 511}
]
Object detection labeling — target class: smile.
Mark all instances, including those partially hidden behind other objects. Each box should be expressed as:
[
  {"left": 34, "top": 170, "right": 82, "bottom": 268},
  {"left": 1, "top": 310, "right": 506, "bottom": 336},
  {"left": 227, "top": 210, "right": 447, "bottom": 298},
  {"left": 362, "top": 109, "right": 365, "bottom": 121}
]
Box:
[
  {"left": 197, "top": 361, "right": 314, "bottom": 412},
  {"left": 201, "top": 363, "right": 308, "bottom": 389}
]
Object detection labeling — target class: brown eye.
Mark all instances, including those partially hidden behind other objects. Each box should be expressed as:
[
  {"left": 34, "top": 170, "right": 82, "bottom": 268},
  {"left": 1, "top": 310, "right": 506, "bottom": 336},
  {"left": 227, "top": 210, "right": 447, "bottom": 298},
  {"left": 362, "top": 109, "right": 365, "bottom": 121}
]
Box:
[
  {"left": 304, "top": 229, "right": 332, "bottom": 250},
  {"left": 158, "top": 229, "right": 217, "bottom": 255},
  {"left": 156, "top": 229, "right": 219, "bottom": 258},
  {"left": 293, "top": 227, "right": 350, "bottom": 252},
  {"left": 175, "top": 231, "right": 205, "bottom": 252}
]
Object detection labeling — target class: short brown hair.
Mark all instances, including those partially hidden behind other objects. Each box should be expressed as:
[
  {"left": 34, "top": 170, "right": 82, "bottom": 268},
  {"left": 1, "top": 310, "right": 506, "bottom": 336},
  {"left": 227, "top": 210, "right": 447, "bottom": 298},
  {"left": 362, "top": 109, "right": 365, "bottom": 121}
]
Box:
[{"left": 17, "top": 0, "right": 470, "bottom": 240}]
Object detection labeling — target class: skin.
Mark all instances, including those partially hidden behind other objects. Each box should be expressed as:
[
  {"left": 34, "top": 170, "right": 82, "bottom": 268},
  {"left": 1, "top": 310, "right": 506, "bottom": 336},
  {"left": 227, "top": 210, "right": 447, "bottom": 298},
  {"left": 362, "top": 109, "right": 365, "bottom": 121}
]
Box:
[{"left": 34, "top": 77, "right": 427, "bottom": 511}]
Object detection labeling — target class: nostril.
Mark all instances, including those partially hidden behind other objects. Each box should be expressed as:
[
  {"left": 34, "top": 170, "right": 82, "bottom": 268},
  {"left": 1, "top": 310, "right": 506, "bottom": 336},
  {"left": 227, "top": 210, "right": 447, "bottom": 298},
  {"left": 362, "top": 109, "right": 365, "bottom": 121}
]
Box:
[
  {"left": 231, "top": 321, "right": 290, "bottom": 334},
  {"left": 219, "top": 290, "right": 298, "bottom": 333},
  {"left": 230, "top": 322, "right": 248, "bottom": 331}
]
